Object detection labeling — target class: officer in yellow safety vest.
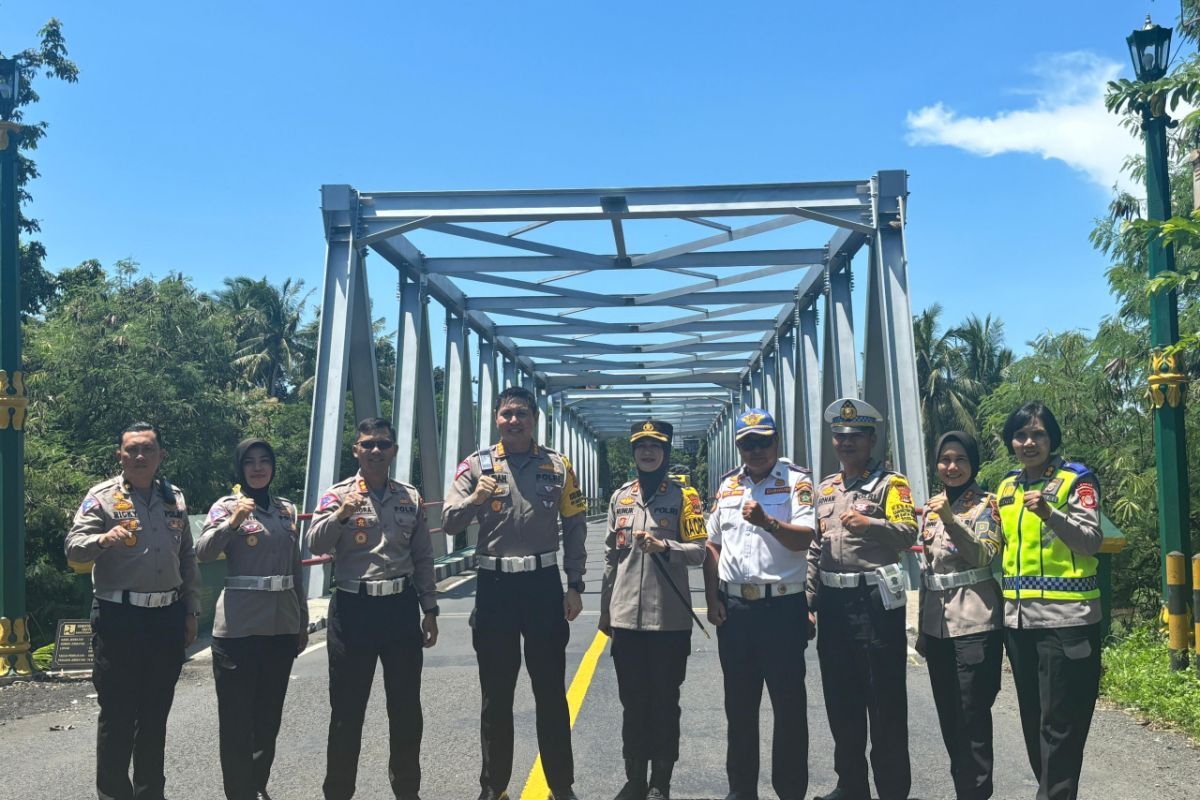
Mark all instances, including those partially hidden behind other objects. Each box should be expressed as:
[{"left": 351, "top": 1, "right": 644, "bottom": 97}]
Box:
[{"left": 996, "top": 402, "right": 1103, "bottom": 800}]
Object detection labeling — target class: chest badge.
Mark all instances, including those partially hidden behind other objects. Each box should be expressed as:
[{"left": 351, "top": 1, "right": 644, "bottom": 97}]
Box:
[
  {"left": 491, "top": 499, "right": 503, "bottom": 513},
  {"left": 620, "top": 497, "right": 635, "bottom": 505},
  {"left": 821, "top": 485, "right": 836, "bottom": 496},
  {"left": 123, "top": 533, "right": 139, "bottom": 547},
  {"left": 354, "top": 531, "right": 368, "bottom": 546},
  {"left": 246, "top": 534, "right": 260, "bottom": 547},
  {"left": 659, "top": 518, "right": 670, "bottom": 527},
  {"left": 113, "top": 500, "right": 133, "bottom": 511}
]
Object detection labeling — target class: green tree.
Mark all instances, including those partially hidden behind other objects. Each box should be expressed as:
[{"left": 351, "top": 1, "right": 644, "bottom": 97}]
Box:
[
  {"left": 215, "top": 276, "right": 313, "bottom": 398},
  {"left": 1, "top": 18, "right": 80, "bottom": 318}
]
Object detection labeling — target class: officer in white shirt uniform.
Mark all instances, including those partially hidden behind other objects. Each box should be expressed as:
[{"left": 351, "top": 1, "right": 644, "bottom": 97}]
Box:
[{"left": 701, "top": 409, "right": 816, "bottom": 800}]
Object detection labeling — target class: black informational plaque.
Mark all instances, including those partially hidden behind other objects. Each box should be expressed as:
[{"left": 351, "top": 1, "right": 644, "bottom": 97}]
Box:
[{"left": 52, "top": 619, "right": 94, "bottom": 670}]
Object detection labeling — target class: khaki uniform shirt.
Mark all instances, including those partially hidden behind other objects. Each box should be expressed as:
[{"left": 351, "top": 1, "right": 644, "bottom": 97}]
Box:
[
  {"left": 918, "top": 483, "right": 1002, "bottom": 638},
  {"left": 1001, "top": 457, "right": 1104, "bottom": 629},
  {"left": 65, "top": 476, "right": 200, "bottom": 614},
  {"left": 306, "top": 472, "right": 438, "bottom": 613},
  {"left": 706, "top": 460, "right": 816, "bottom": 585},
  {"left": 196, "top": 495, "right": 307, "bottom": 638},
  {"left": 443, "top": 443, "right": 588, "bottom": 582},
  {"left": 600, "top": 478, "right": 707, "bottom": 631},
  {"left": 806, "top": 462, "right": 918, "bottom": 608}
]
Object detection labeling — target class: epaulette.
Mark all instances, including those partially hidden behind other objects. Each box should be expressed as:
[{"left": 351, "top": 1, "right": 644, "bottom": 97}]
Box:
[
  {"left": 1004, "top": 469, "right": 1021, "bottom": 478},
  {"left": 786, "top": 463, "right": 811, "bottom": 475},
  {"left": 720, "top": 465, "right": 740, "bottom": 481},
  {"left": 619, "top": 478, "right": 638, "bottom": 490},
  {"left": 1060, "top": 461, "right": 1093, "bottom": 477}
]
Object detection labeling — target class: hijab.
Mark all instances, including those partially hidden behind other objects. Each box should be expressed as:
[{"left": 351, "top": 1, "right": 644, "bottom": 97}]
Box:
[
  {"left": 234, "top": 437, "right": 276, "bottom": 508},
  {"left": 936, "top": 430, "right": 980, "bottom": 504},
  {"left": 637, "top": 441, "right": 672, "bottom": 499}
]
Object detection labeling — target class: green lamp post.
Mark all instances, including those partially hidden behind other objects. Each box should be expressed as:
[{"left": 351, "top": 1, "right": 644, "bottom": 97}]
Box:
[
  {"left": 1127, "top": 17, "right": 1194, "bottom": 606},
  {"left": 0, "top": 56, "right": 31, "bottom": 678}
]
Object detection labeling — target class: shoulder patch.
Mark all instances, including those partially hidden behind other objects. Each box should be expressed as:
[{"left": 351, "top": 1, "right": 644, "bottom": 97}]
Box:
[
  {"left": 78, "top": 496, "right": 101, "bottom": 516},
  {"left": 317, "top": 491, "right": 341, "bottom": 512},
  {"left": 455, "top": 459, "right": 471, "bottom": 480},
  {"left": 208, "top": 504, "right": 230, "bottom": 524}
]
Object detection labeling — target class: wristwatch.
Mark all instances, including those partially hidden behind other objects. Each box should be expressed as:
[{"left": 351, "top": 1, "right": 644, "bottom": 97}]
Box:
[
  {"left": 567, "top": 580, "right": 585, "bottom": 593},
  {"left": 764, "top": 517, "right": 781, "bottom": 534}
]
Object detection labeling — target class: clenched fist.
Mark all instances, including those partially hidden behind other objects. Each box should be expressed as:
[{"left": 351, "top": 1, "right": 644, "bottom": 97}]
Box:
[{"left": 471, "top": 475, "right": 499, "bottom": 506}]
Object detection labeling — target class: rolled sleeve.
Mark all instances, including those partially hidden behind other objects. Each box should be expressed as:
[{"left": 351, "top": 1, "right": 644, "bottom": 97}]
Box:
[
  {"left": 65, "top": 499, "right": 108, "bottom": 563},
  {"left": 411, "top": 500, "right": 439, "bottom": 612},
  {"left": 1045, "top": 476, "right": 1103, "bottom": 556},
  {"left": 442, "top": 456, "right": 482, "bottom": 535}
]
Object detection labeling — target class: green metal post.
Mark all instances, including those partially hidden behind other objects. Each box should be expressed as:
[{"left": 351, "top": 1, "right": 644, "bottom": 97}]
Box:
[
  {"left": 0, "top": 118, "right": 31, "bottom": 677},
  {"left": 1141, "top": 105, "right": 1194, "bottom": 605}
]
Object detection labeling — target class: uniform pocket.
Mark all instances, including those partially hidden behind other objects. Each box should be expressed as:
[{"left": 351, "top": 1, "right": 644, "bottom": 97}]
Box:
[
  {"left": 956, "top": 638, "right": 986, "bottom": 666},
  {"left": 1060, "top": 633, "right": 1093, "bottom": 661}
]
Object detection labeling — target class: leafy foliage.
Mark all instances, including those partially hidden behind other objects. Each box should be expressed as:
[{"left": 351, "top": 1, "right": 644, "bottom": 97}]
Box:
[{"left": 1101, "top": 625, "right": 1200, "bottom": 740}]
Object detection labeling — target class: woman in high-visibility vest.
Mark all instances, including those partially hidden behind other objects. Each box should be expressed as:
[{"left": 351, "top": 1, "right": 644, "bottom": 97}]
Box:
[
  {"left": 916, "top": 431, "right": 1003, "bottom": 800},
  {"left": 996, "top": 402, "right": 1103, "bottom": 800}
]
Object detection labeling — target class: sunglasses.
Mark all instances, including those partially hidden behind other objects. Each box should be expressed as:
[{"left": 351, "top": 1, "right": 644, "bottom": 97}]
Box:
[
  {"left": 737, "top": 435, "right": 775, "bottom": 451},
  {"left": 357, "top": 439, "right": 396, "bottom": 451}
]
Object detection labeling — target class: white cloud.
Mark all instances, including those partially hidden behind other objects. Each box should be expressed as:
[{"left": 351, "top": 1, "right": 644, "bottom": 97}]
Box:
[{"left": 905, "top": 52, "right": 1140, "bottom": 195}]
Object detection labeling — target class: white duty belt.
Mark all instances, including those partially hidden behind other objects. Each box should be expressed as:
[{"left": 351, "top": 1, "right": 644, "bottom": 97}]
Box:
[
  {"left": 338, "top": 576, "right": 409, "bottom": 596},
  {"left": 95, "top": 588, "right": 178, "bottom": 608},
  {"left": 477, "top": 552, "right": 558, "bottom": 573},
  {"left": 225, "top": 575, "right": 294, "bottom": 592},
  {"left": 819, "top": 571, "right": 880, "bottom": 589},
  {"left": 720, "top": 580, "right": 805, "bottom": 601},
  {"left": 921, "top": 566, "right": 995, "bottom": 592}
]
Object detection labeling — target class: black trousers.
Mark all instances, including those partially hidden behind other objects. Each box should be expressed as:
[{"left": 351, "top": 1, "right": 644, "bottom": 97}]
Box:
[
  {"left": 91, "top": 598, "right": 185, "bottom": 800},
  {"left": 1005, "top": 624, "right": 1101, "bottom": 800},
  {"left": 816, "top": 584, "right": 910, "bottom": 800},
  {"left": 212, "top": 634, "right": 298, "bottom": 800},
  {"left": 925, "top": 629, "right": 1003, "bottom": 800},
  {"left": 324, "top": 585, "right": 424, "bottom": 800},
  {"left": 716, "top": 590, "right": 809, "bottom": 800},
  {"left": 611, "top": 628, "right": 691, "bottom": 761},
  {"left": 472, "top": 567, "right": 572, "bottom": 796}
]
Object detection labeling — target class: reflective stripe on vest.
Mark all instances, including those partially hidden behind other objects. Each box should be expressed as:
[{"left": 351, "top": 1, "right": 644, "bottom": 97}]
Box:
[{"left": 998, "top": 465, "right": 1099, "bottom": 602}]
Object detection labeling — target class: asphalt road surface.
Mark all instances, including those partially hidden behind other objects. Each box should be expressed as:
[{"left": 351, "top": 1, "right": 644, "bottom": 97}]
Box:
[{"left": 2, "top": 521, "right": 1197, "bottom": 799}]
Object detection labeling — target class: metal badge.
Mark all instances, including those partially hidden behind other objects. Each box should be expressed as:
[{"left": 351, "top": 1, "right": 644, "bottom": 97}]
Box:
[
  {"left": 246, "top": 534, "right": 259, "bottom": 547},
  {"left": 742, "top": 584, "right": 761, "bottom": 600}
]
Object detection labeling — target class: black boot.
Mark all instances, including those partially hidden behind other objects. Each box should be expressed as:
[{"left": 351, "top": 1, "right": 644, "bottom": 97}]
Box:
[
  {"left": 645, "top": 760, "right": 674, "bottom": 800},
  {"left": 613, "top": 758, "right": 648, "bottom": 800}
]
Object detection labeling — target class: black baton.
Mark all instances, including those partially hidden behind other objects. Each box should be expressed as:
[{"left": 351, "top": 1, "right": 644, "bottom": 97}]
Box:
[{"left": 647, "top": 550, "right": 710, "bottom": 639}]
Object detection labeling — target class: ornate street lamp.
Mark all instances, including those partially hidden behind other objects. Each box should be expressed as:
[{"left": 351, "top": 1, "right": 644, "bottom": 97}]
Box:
[
  {"left": 1127, "top": 18, "right": 1194, "bottom": 636},
  {"left": 0, "top": 57, "right": 30, "bottom": 678},
  {"left": 1127, "top": 14, "right": 1173, "bottom": 81}
]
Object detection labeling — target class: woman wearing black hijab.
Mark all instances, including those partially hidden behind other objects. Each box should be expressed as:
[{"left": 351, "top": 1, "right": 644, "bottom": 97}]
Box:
[
  {"left": 916, "top": 431, "right": 1004, "bottom": 800},
  {"left": 197, "top": 438, "right": 307, "bottom": 800}
]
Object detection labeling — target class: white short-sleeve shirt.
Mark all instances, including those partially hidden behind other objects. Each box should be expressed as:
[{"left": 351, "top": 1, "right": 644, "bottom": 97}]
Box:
[{"left": 706, "top": 459, "right": 815, "bottom": 585}]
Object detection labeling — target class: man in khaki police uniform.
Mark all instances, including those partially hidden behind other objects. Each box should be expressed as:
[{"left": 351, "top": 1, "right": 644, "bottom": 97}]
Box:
[
  {"left": 599, "top": 419, "right": 707, "bottom": 800},
  {"left": 65, "top": 421, "right": 199, "bottom": 800},
  {"left": 808, "top": 399, "right": 918, "bottom": 800},
  {"left": 444, "top": 386, "right": 588, "bottom": 800},
  {"left": 701, "top": 408, "right": 816, "bottom": 800},
  {"left": 307, "top": 417, "right": 439, "bottom": 800}
]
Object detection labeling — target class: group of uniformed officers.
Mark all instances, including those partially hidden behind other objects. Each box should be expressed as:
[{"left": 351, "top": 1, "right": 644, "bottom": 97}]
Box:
[{"left": 66, "top": 387, "right": 1103, "bottom": 800}]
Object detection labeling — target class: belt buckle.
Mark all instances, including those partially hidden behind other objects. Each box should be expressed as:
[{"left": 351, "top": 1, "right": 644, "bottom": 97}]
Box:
[
  {"left": 367, "top": 581, "right": 382, "bottom": 597},
  {"left": 742, "top": 584, "right": 761, "bottom": 601},
  {"left": 391, "top": 578, "right": 404, "bottom": 594},
  {"left": 523, "top": 555, "right": 537, "bottom": 572},
  {"left": 267, "top": 576, "right": 283, "bottom": 591}
]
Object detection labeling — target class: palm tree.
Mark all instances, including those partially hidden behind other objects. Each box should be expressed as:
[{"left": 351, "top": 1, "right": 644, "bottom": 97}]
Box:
[
  {"left": 215, "top": 276, "right": 313, "bottom": 398},
  {"left": 913, "top": 305, "right": 979, "bottom": 461},
  {"left": 949, "top": 314, "right": 1013, "bottom": 394}
]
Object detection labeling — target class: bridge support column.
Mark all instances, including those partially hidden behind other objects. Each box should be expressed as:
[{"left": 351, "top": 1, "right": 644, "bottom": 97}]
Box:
[
  {"left": 442, "top": 311, "right": 476, "bottom": 551},
  {"left": 796, "top": 303, "right": 823, "bottom": 474},
  {"left": 478, "top": 336, "right": 498, "bottom": 452},
  {"left": 763, "top": 339, "right": 781, "bottom": 445},
  {"left": 820, "top": 260, "right": 857, "bottom": 478},
  {"left": 303, "top": 186, "right": 364, "bottom": 597}
]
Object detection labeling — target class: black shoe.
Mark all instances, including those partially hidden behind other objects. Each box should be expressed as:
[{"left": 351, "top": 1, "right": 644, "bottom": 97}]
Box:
[
  {"left": 550, "top": 791, "right": 580, "bottom": 800},
  {"left": 396, "top": 795, "right": 421, "bottom": 800},
  {"left": 257, "top": 791, "right": 273, "bottom": 800},
  {"left": 478, "top": 790, "right": 510, "bottom": 800}
]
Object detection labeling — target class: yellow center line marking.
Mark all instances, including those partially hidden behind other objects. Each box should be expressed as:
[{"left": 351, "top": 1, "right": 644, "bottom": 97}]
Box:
[{"left": 518, "top": 630, "right": 610, "bottom": 800}]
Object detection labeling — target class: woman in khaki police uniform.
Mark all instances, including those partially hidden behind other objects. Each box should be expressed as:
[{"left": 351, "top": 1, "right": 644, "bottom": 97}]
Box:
[
  {"left": 599, "top": 420, "right": 706, "bottom": 800},
  {"left": 197, "top": 438, "right": 308, "bottom": 800},
  {"left": 916, "top": 431, "right": 1002, "bottom": 800},
  {"left": 997, "top": 402, "right": 1103, "bottom": 800}
]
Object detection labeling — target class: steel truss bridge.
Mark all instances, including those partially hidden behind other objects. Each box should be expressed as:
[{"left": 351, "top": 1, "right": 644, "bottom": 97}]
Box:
[{"left": 301, "top": 171, "right": 927, "bottom": 566}]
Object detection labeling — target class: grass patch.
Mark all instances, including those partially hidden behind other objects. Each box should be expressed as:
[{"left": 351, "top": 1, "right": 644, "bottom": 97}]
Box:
[{"left": 1102, "top": 625, "right": 1200, "bottom": 740}]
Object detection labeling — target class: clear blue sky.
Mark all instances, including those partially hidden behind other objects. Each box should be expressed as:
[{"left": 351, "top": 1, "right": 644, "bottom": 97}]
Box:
[{"left": 4, "top": 0, "right": 1180, "bottom": 353}]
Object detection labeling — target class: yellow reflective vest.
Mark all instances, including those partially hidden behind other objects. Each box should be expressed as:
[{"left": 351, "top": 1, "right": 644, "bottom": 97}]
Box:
[{"left": 997, "top": 460, "right": 1100, "bottom": 602}]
